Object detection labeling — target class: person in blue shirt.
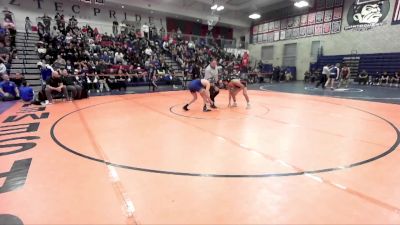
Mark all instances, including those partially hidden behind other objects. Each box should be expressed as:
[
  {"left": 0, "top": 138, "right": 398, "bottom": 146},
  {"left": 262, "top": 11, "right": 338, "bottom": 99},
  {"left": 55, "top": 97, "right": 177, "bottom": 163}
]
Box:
[
  {"left": 19, "top": 81, "right": 34, "bottom": 103},
  {"left": 0, "top": 74, "right": 20, "bottom": 101},
  {"left": 37, "top": 62, "right": 54, "bottom": 84}
]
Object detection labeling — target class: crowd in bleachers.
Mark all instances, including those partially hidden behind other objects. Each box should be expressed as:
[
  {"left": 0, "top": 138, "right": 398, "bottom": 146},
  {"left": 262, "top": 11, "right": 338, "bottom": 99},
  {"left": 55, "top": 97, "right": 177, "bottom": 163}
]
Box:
[
  {"left": 30, "top": 12, "right": 253, "bottom": 103},
  {"left": 0, "top": 8, "right": 35, "bottom": 102}
]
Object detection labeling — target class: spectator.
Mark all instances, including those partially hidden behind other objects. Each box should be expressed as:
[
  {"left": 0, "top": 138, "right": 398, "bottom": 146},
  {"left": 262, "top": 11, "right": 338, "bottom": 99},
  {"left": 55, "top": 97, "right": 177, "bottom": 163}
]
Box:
[
  {"left": 45, "top": 71, "right": 69, "bottom": 103},
  {"left": 304, "top": 70, "right": 311, "bottom": 83},
  {"left": 112, "top": 21, "right": 119, "bottom": 36},
  {"left": 380, "top": 71, "right": 390, "bottom": 86},
  {"left": 61, "top": 69, "right": 82, "bottom": 99},
  {"left": 390, "top": 72, "right": 399, "bottom": 87},
  {"left": 284, "top": 69, "right": 293, "bottom": 82},
  {"left": 358, "top": 70, "right": 368, "bottom": 85},
  {"left": 0, "top": 41, "right": 10, "bottom": 64},
  {"left": 53, "top": 55, "right": 66, "bottom": 70},
  {"left": 25, "top": 17, "right": 32, "bottom": 34},
  {"left": 114, "top": 50, "right": 124, "bottom": 64},
  {"left": 0, "top": 61, "right": 6, "bottom": 74},
  {"left": 10, "top": 72, "right": 24, "bottom": 87},
  {"left": 41, "top": 14, "right": 52, "bottom": 33},
  {"left": 0, "top": 73, "right": 19, "bottom": 101},
  {"left": 19, "top": 80, "right": 34, "bottom": 103},
  {"left": 371, "top": 72, "right": 380, "bottom": 85}
]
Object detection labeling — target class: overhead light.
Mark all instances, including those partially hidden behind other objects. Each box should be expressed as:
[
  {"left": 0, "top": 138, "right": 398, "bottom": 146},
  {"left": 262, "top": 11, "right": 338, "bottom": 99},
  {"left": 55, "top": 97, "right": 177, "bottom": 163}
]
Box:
[
  {"left": 211, "top": 4, "right": 218, "bottom": 10},
  {"left": 121, "top": 5, "right": 125, "bottom": 8},
  {"left": 216, "top": 5, "right": 224, "bottom": 11},
  {"left": 294, "top": 0, "right": 309, "bottom": 8},
  {"left": 249, "top": 13, "right": 261, "bottom": 20}
]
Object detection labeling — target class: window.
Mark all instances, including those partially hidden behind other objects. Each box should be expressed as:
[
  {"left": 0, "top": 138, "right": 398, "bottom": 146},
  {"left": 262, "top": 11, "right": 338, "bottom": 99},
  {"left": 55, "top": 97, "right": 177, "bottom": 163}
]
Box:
[
  {"left": 311, "top": 41, "right": 321, "bottom": 58},
  {"left": 261, "top": 46, "right": 274, "bottom": 61},
  {"left": 282, "top": 43, "right": 297, "bottom": 67}
]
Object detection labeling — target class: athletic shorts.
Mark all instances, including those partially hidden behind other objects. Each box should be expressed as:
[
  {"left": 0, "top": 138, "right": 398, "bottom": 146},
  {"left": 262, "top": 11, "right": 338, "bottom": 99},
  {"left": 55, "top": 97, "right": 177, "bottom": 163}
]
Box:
[{"left": 188, "top": 80, "right": 203, "bottom": 93}]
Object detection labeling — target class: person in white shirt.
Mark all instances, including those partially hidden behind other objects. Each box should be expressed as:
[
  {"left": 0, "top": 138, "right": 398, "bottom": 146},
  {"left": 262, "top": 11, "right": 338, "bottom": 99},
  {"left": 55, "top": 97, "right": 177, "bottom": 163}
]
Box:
[
  {"left": 145, "top": 47, "right": 152, "bottom": 56},
  {"left": 142, "top": 23, "right": 149, "bottom": 39},
  {"left": 114, "top": 51, "right": 124, "bottom": 64},
  {"left": 0, "top": 62, "right": 7, "bottom": 74},
  {"left": 204, "top": 60, "right": 220, "bottom": 108},
  {"left": 316, "top": 64, "right": 330, "bottom": 89}
]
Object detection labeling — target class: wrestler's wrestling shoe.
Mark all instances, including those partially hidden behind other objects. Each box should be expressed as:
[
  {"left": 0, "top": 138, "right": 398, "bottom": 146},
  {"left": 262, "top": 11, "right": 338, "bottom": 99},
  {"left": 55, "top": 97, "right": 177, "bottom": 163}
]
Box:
[
  {"left": 183, "top": 104, "right": 189, "bottom": 111},
  {"left": 203, "top": 105, "right": 212, "bottom": 112}
]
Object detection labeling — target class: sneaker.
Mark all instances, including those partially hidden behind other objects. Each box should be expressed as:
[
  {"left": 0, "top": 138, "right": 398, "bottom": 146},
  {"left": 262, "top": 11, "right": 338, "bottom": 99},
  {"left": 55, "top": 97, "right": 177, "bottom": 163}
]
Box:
[
  {"left": 210, "top": 104, "right": 217, "bottom": 109},
  {"left": 203, "top": 106, "right": 211, "bottom": 112},
  {"left": 232, "top": 102, "right": 238, "bottom": 107},
  {"left": 246, "top": 103, "right": 251, "bottom": 109},
  {"left": 183, "top": 104, "right": 189, "bottom": 111}
]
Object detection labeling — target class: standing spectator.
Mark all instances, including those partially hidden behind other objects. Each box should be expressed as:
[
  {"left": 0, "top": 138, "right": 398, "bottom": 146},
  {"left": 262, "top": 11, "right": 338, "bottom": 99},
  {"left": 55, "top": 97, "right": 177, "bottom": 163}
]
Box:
[
  {"left": 358, "top": 70, "right": 368, "bottom": 85},
  {"left": 142, "top": 23, "right": 149, "bottom": 39},
  {"left": 45, "top": 71, "right": 69, "bottom": 103},
  {"left": 112, "top": 21, "right": 119, "bottom": 36},
  {"left": 0, "top": 74, "right": 19, "bottom": 101},
  {"left": 42, "top": 14, "right": 52, "bottom": 34},
  {"left": 25, "top": 17, "right": 32, "bottom": 34}
]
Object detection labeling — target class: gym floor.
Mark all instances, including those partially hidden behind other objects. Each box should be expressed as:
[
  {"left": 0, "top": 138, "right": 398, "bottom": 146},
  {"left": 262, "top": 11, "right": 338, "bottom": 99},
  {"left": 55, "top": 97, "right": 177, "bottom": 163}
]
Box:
[{"left": 1, "top": 82, "right": 399, "bottom": 224}]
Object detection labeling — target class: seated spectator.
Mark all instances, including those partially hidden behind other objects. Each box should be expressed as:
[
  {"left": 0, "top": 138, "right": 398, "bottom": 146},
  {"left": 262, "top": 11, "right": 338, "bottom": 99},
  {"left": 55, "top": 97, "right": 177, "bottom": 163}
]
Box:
[
  {"left": 0, "top": 41, "right": 10, "bottom": 64},
  {"left": 19, "top": 81, "right": 34, "bottom": 103},
  {"left": 0, "top": 61, "right": 6, "bottom": 75},
  {"left": 53, "top": 55, "right": 66, "bottom": 70},
  {"left": 45, "top": 71, "right": 69, "bottom": 103},
  {"left": 284, "top": 69, "right": 293, "bottom": 81},
  {"left": 61, "top": 69, "right": 82, "bottom": 99},
  {"left": 114, "top": 50, "right": 125, "bottom": 64},
  {"left": 371, "top": 72, "right": 380, "bottom": 85},
  {"left": 390, "top": 72, "right": 399, "bottom": 87},
  {"left": 304, "top": 71, "right": 311, "bottom": 83},
  {"left": 358, "top": 70, "right": 368, "bottom": 85},
  {"left": 380, "top": 71, "right": 390, "bottom": 86},
  {"left": 10, "top": 72, "right": 25, "bottom": 87},
  {"left": 0, "top": 74, "right": 19, "bottom": 101},
  {"left": 37, "top": 42, "right": 47, "bottom": 59}
]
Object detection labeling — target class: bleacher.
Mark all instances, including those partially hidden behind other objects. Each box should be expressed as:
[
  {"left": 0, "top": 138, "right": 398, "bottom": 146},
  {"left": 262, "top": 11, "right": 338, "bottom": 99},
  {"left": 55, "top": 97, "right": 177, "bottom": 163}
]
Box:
[
  {"left": 358, "top": 53, "right": 400, "bottom": 74},
  {"left": 312, "top": 53, "right": 400, "bottom": 78}
]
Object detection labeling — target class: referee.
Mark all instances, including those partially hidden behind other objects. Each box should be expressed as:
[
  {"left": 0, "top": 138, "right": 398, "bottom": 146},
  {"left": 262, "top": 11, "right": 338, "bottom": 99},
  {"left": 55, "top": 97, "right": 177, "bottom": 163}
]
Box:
[{"left": 204, "top": 59, "right": 220, "bottom": 109}]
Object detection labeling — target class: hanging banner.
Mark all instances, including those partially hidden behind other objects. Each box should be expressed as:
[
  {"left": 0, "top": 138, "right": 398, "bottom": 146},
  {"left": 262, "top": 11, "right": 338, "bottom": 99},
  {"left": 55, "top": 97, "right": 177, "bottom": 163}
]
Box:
[
  {"left": 392, "top": 0, "right": 400, "bottom": 24},
  {"left": 344, "top": 0, "right": 390, "bottom": 31}
]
